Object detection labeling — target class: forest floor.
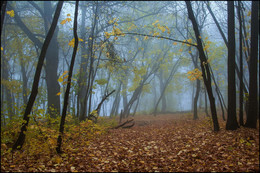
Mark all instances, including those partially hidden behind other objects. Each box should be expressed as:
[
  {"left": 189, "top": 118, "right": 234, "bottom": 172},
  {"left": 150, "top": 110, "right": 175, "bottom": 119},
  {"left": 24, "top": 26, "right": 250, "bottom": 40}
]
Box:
[{"left": 1, "top": 113, "right": 259, "bottom": 172}]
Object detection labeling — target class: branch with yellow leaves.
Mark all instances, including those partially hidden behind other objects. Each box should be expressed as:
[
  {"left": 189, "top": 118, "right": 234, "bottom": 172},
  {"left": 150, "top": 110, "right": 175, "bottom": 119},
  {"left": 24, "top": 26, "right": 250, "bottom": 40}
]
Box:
[{"left": 119, "top": 32, "right": 198, "bottom": 47}]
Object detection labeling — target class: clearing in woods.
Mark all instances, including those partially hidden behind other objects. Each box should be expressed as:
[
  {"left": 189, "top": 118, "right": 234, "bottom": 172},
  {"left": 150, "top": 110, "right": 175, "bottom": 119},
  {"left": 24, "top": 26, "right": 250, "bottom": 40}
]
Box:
[{"left": 1, "top": 113, "right": 259, "bottom": 172}]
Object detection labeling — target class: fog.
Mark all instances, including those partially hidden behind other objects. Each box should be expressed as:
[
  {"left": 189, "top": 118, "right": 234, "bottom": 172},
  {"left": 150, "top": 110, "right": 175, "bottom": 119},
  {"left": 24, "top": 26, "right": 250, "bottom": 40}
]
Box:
[{"left": 1, "top": 1, "right": 252, "bottom": 119}]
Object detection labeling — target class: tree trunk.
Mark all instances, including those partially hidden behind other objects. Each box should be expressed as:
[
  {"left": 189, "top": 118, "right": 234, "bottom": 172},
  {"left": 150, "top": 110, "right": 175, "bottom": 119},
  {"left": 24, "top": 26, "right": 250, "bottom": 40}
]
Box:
[
  {"left": 237, "top": 1, "right": 244, "bottom": 126},
  {"left": 78, "top": 1, "right": 88, "bottom": 121},
  {"left": 56, "top": 1, "right": 79, "bottom": 154},
  {"left": 186, "top": 1, "right": 219, "bottom": 131},
  {"left": 226, "top": 1, "right": 239, "bottom": 130},
  {"left": 12, "top": 1, "right": 63, "bottom": 151},
  {"left": 245, "top": 1, "right": 259, "bottom": 128}
]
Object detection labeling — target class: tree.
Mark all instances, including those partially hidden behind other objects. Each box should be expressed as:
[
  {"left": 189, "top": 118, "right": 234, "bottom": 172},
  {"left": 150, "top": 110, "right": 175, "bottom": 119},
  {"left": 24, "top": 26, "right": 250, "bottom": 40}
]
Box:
[
  {"left": 56, "top": 1, "right": 79, "bottom": 154},
  {"left": 226, "top": 1, "right": 239, "bottom": 130},
  {"left": 12, "top": 1, "right": 63, "bottom": 151},
  {"left": 237, "top": 1, "right": 244, "bottom": 126},
  {"left": 185, "top": 1, "right": 219, "bottom": 131},
  {"left": 245, "top": 1, "right": 259, "bottom": 129}
]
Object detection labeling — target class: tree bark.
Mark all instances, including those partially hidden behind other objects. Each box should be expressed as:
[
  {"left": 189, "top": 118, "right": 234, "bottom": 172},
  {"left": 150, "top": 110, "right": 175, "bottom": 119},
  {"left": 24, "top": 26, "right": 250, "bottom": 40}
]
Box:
[
  {"left": 226, "top": 1, "right": 239, "bottom": 130},
  {"left": 245, "top": 1, "right": 259, "bottom": 128},
  {"left": 237, "top": 1, "right": 244, "bottom": 126}
]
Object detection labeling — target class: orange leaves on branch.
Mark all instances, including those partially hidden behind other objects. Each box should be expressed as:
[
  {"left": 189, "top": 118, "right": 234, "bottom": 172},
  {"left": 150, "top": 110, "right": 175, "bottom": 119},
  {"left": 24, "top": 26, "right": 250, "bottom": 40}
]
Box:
[{"left": 187, "top": 68, "right": 202, "bottom": 81}]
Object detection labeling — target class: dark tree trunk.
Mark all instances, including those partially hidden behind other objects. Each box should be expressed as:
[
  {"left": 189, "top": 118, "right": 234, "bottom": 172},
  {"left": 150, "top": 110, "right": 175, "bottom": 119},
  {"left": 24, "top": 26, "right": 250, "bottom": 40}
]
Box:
[
  {"left": 186, "top": 1, "right": 219, "bottom": 131},
  {"left": 237, "top": 1, "right": 244, "bottom": 126},
  {"left": 12, "top": 1, "right": 63, "bottom": 151},
  {"left": 56, "top": 1, "right": 79, "bottom": 154},
  {"left": 245, "top": 1, "right": 259, "bottom": 129},
  {"left": 226, "top": 1, "right": 239, "bottom": 130}
]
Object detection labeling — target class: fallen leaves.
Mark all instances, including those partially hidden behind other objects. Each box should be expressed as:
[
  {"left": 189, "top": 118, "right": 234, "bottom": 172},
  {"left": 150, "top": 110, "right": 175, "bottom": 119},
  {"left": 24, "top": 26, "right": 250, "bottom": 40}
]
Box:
[{"left": 1, "top": 114, "right": 259, "bottom": 172}]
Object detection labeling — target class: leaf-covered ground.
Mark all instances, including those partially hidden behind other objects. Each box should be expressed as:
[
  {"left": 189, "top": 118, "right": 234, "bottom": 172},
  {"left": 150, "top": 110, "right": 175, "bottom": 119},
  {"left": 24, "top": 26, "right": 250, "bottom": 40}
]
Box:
[{"left": 1, "top": 113, "right": 259, "bottom": 172}]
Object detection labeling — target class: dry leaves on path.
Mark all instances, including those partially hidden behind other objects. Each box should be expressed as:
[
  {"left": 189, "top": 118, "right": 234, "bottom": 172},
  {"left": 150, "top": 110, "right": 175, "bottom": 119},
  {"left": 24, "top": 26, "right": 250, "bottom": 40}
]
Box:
[{"left": 1, "top": 114, "right": 259, "bottom": 172}]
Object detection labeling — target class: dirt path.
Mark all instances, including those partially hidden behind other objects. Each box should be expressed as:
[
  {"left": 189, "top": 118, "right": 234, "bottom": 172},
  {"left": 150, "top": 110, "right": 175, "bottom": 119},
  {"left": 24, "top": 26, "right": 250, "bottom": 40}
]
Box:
[{"left": 59, "top": 114, "right": 259, "bottom": 172}]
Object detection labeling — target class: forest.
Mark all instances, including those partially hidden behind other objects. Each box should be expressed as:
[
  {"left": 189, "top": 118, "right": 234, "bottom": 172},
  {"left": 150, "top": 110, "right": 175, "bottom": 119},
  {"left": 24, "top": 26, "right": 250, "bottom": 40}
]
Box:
[{"left": 1, "top": 1, "right": 259, "bottom": 172}]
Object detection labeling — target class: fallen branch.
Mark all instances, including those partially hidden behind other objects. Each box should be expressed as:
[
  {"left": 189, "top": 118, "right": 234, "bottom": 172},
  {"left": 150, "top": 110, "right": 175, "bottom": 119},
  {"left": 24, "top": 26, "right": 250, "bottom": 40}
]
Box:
[
  {"left": 122, "top": 121, "right": 135, "bottom": 128},
  {"left": 113, "top": 119, "right": 134, "bottom": 129}
]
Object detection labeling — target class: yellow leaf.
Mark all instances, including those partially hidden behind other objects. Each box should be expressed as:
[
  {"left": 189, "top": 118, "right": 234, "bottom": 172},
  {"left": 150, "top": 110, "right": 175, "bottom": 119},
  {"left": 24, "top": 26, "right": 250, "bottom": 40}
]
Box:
[
  {"left": 58, "top": 77, "right": 63, "bottom": 83},
  {"left": 247, "top": 11, "right": 251, "bottom": 16},
  {"left": 144, "top": 36, "right": 149, "bottom": 40},
  {"left": 68, "top": 38, "right": 75, "bottom": 47},
  {"left": 1, "top": 47, "right": 3, "bottom": 51},
  {"left": 56, "top": 92, "right": 61, "bottom": 96},
  {"left": 199, "top": 36, "right": 202, "bottom": 39},
  {"left": 179, "top": 48, "right": 183, "bottom": 52},
  {"left": 152, "top": 20, "right": 159, "bottom": 25},
  {"left": 135, "top": 37, "right": 139, "bottom": 41},
  {"left": 60, "top": 19, "right": 67, "bottom": 25},
  {"left": 104, "top": 32, "right": 110, "bottom": 39},
  {"left": 62, "top": 71, "right": 69, "bottom": 76},
  {"left": 6, "top": 10, "right": 15, "bottom": 17},
  {"left": 67, "top": 14, "right": 71, "bottom": 17},
  {"left": 173, "top": 42, "right": 177, "bottom": 45}
]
